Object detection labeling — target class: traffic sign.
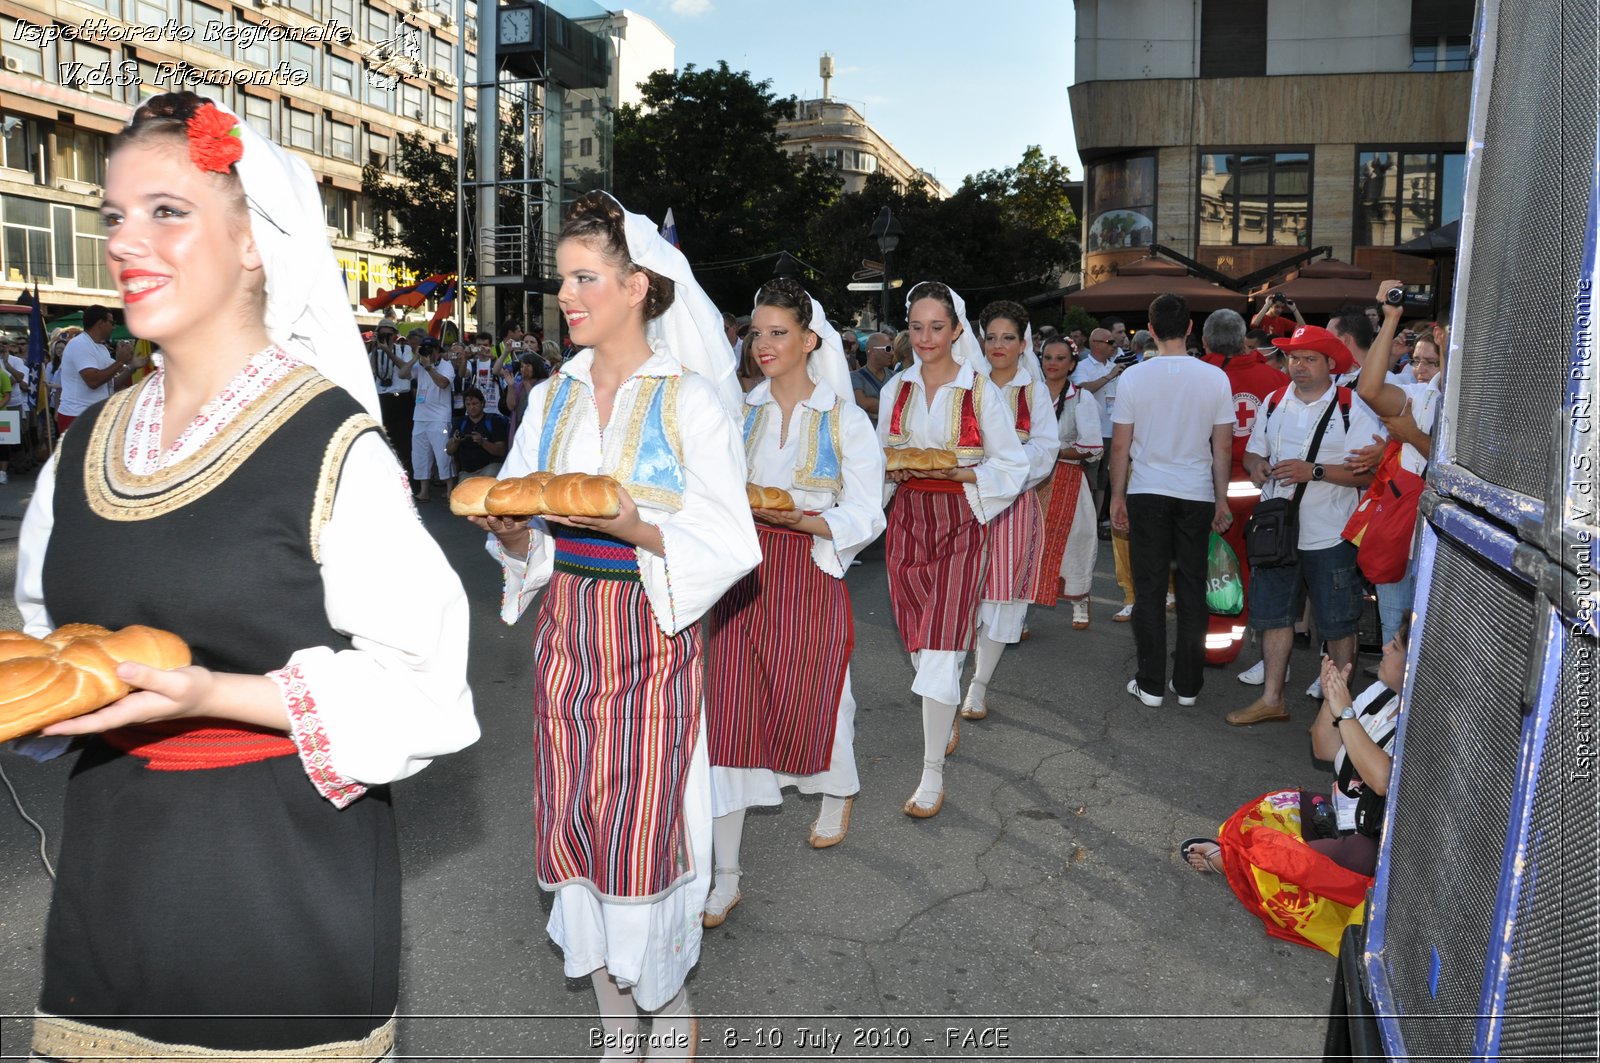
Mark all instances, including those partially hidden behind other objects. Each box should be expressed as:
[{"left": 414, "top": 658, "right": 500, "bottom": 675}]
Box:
[
  {"left": 846, "top": 279, "right": 904, "bottom": 291},
  {"left": 851, "top": 267, "right": 883, "bottom": 282}
]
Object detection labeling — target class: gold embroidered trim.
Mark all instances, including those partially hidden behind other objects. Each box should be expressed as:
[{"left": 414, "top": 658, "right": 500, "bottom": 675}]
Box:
[
  {"left": 310, "top": 414, "right": 383, "bottom": 564},
  {"left": 742, "top": 404, "right": 769, "bottom": 468},
  {"left": 615, "top": 377, "right": 683, "bottom": 513},
  {"left": 542, "top": 377, "right": 580, "bottom": 471},
  {"left": 885, "top": 379, "right": 911, "bottom": 446},
  {"left": 949, "top": 382, "right": 985, "bottom": 460},
  {"left": 792, "top": 399, "right": 845, "bottom": 492},
  {"left": 32, "top": 1013, "right": 396, "bottom": 1062},
  {"left": 85, "top": 368, "right": 334, "bottom": 523},
  {"left": 1006, "top": 381, "right": 1031, "bottom": 443}
]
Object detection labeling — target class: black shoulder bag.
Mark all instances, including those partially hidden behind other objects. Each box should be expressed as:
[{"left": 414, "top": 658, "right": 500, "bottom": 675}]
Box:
[{"left": 1244, "top": 395, "right": 1341, "bottom": 569}]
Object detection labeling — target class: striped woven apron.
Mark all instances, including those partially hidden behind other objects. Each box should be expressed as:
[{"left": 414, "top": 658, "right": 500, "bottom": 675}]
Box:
[
  {"left": 885, "top": 479, "right": 988, "bottom": 654},
  {"left": 705, "top": 524, "right": 853, "bottom": 776},
  {"left": 531, "top": 527, "right": 701, "bottom": 901},
  {"left": 981, "top": 488, "right": 1043, "bottom": 603},
  {"left": 1031, "top": 460, "right": 1087, "bottom": 606}
]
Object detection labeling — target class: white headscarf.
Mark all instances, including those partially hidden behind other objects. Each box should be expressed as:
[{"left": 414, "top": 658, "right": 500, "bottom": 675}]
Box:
[
  {"left": 206, "top": 100, "right": 380, "bottom": 418},
  {"left": 749, "top": 289, "right": 855, "bottom": 406},
  {"left": 906, "top": 280, "right": 988, "bottom": 377},
  {"left": 610, "top": 195, "right": 743, "bottom": 418}
]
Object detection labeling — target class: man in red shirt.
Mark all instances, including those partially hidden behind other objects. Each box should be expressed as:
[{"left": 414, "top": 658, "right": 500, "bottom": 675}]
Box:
[
  {"left": 1200, "top": 309, "right": 1289, "bottom": 666},
  {"left": 1250, "top": 293, "right": 1305, "bottom": 339}
]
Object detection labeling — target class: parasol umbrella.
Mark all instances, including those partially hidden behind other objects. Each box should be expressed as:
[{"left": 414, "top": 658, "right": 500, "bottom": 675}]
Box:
[
  {"left": 1065, "top": 257, "right": 1247, "bottom": 314},
  {"left": 1255, "top": 259, "right": 1375, "bottom": 315}
]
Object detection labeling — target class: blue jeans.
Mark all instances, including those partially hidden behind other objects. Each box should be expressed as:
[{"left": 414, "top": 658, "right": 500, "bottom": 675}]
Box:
[
  {"left": 1248, "top": 541, "right": 1364, "bottom": 639},
  {"left": 1375, "top": 568, "right": 1417, "bottom": 645}
]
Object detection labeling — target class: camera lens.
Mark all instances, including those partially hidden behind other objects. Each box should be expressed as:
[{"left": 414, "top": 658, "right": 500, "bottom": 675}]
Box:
[{"left": 1385, "top": 286, "right": 1405, "bottom": 306}]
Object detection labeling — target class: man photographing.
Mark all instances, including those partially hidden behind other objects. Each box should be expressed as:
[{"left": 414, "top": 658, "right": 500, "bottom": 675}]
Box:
[
  {"left": 403, "top": 338, "right": 455, "bottom": 502},
  {"left": 447, "top": 387, "right": 508, "bottom": 478}
]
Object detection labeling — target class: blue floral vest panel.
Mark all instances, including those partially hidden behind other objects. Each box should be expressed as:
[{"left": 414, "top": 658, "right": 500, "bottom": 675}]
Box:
[
  {"left": 539, "top": 374, "right": 685, "bottom": 512},
  {"left": 741, "top": 399, "right": 845, "bottom": 494}
]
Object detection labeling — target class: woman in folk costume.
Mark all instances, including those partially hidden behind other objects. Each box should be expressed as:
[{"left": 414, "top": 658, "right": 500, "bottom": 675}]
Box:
[
  {"left": 1031, "top": 334, "right": 1103, "bottom": 627},
  {"left": 477, "top": 191, "right": 759, "bottom": 1058},
  {"left": 959, "top": 301, "right": 1059, "bottom": 722},
  {"left": 13, "top": 92, "right": 477, "bottom": 1060},
  {"left": 702, "top": 279, "right": 886, "bottom": 928},
  {"left": 878, "top": 281, "right": 1028, "bottom": 819}
]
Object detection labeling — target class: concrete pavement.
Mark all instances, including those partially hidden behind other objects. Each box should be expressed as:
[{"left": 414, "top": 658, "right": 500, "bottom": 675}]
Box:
[{"left": 1, "top": 472, "right": 1345, "bottom": 1061}]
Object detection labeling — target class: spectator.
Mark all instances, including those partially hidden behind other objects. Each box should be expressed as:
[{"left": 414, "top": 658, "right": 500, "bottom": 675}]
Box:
[
  {"left": 1346, "top": 283, "right": 1446, "bottom": 643},
  {"left": 446, "top": 387, "right": 509, "bottom": 477},
  {"left": 1067, "top": 327, "right": 1088, "bottom": 353},
  {"left": 495, "top": 319, "right": 525, "bottom": 366},
  {"left": 1180, "top": 624, "right": 1410, "bottom": 953},
  {"left": 402, "top": 338, "right": 455, "bottom": 502},
  {"left": 1200, "top": 309, "right": 1289, "bottom": 670},
  {"left": 1250, "top": 293, "right": 1305, "bottom": 338},
  {"left": 1243, "top": 327, "right": 1272, "bottom": 351},
  {"left": 369, "top": 322, "right": 414, "bottom": 476},
  {"left": 1033, "top": 335, "right": 1102, "bottom": 627},
  {"left": 57, "top": 306, "right": 136, "bottom": 435},
  {"left": 891, "top": 329, "right": 913, "bottom": 373},
  {"left": 0, "top": 352, "right": 12, "bottom": 483},
  {"left": 1034, "top": 324, "right": 1060, "bottom": 355},
  {"left": 1073, "top": 326, "right": 1136, "bottom": 618},
  {"left": 1230, "top": 325, "right": 1381, "bottom": 725},
  {"left": 1110, "top": 293, "right": 1235, "bottom": 707},
  {"left": 460, "top": 335, "right": 502, "bottom": 414},
  {"left": 838, "top": 326, "right": 861, "bottom": 370},
  {"left": 852, "top": 331, "right": 895, "bottom": 418},
  {"left": 1101, "top": 315, "right": 1129, "bottom": 352}
]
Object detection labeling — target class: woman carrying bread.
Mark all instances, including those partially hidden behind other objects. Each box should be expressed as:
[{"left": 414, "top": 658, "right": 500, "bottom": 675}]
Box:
[
  {"left": 959, "top": 301, "right": 1059, "bottom": 721},
  {"left": 476, "top": 191, "right": 759, "bottom": 1056},
  {"left": 1031, "top": 334, "right": 1103, "bottom": 627},
  {"left": 10, "top": 93, "right": 477, "bottom": 1061},
  {"left": 878, "top": 281, "right": 1028, "bottom": 819},
  {"left": 701, "top": 279, "right": 886, "bottom": 928}
]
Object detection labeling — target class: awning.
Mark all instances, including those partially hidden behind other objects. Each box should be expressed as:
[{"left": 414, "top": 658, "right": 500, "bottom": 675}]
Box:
[
  {"left": 1394, "top": 220, "right": 1460, "bottom": 258},
  {"left": 1255, "top": 258, "right": 1376, "bottom": 314},
  {"left": 1065, "top": 257, "right": 1246, "bottom": 314}
]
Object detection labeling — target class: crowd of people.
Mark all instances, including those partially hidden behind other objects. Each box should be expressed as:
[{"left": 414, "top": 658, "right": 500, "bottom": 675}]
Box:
[{"left": 4, "top": 89, "right": 1451, "bottom": 1061}]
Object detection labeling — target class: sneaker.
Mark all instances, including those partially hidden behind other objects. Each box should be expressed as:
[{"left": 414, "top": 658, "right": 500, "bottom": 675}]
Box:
[
  {"left": 1306, "top": 676, "right": 1324, "bottom": 699},
  {"left": 1125, "top": 678, "right": 1164, "bottom": 707},
  {"left": 1166, "top": 592, "right": 1176, "bottom": 612},
  {"left": 1238, "top": 659, "right": 1266, "bottom": 685},
  {"left": 1071, "top": 599, "right": 1090, "bottom": 629},
  {"left": 1167, "top": 681, "right": 1198, "bottom": 707},
  {"left": 0, "top": 470, "right": 7, "bottom": 484},
  {"left": 1113, "top": 603, "right": 1135, "bottom": 622}
]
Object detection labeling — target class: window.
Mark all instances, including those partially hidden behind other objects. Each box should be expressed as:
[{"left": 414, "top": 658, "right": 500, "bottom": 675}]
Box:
[
  {"left": 2, "top": 115, "right": 40, "bottom": 177},
  {"left": 859, "top": 152, "right": 878, "bottom": 174},
  {"left": 1, "top": 18, "right": 46, "bottom": 78},
  {"left": 184, "top": 0, "right": 223, "bottom": 34},
  {"left": 366, "top": 129, "right": 391, "bottom": 169},
  {"left": 237, "top": 21, "right": 272, "bottom": 68},
  {"left": 330, "top": 119, "right": 356, "bottom": 161},
  {"left": 400, "top": 83, "right": 424, "bottom": 121},
  {"left": 822, "top": 147, "right": 843, "bottom": 168},
  {"left": 54, "top": 128, "right": 107, "bottom": 186},
  {"left": 288, "top": 42, "right": 321, "bottom": 87},
  {"left": 287, "top": 106, "right": 315, "bottom": 152},
  {"left": 330, "top": 0, "right": 356, "bottom": 35},
  {"left": 330, "top": 54, "right": 356, "bottom": 96},
  {"left": 579, "top": 137, "right": 593, "bottom": 157},
  {"left": 1410, "top": 0, "right": 1474, "bottom": 70},
  {"left": 1356, "top": 148, "right": 1467, "bottom": 245},
  {"left": 242, "top": 93, "right": 273, "bottom": 139},
  {"left": 75, "top": 207, "right": 111, "bottom": 289},
  {"left": 136, "top": 59, "right": 164, "bottom": 101},
  {"left": 131, "top": 0, "right": 170, "bottom": 27},
  {"left": 61, "top": 42, "right": 115, "bottom": 96},
  {"left": 323, "top": 186, "right": 354, "bottom": 238},
  {"left": 52, "top": 204, "right": 74, "bottom": 282},
  {"left": 289, "top": 0, "right": 319, "bottom": 17},
  {"left": 1198, "top": 151, "right": 1311, "bottom": 247},
  {"left": 1200, "top": 0, "right": 1267, "bottom": 78},
  {"left": 366, "top": 5, "right": 392, "bottom": 47},
  {"left": 2, "top": 194, "right": 52, "bottom": 284}
]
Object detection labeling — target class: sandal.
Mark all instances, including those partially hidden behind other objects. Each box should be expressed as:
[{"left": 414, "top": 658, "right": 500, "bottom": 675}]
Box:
[{"left": 1180, "top": 837, "right": 1223, "bottom": 875}]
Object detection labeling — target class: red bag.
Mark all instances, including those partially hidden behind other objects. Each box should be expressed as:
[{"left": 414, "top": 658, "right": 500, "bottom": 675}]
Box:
[{"left": 1342, "top": 441, "right": 1424, "bottom": 584}]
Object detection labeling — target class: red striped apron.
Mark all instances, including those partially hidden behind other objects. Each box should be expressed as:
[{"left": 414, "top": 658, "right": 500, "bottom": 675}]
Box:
[
  {"left": 1031, "top": 460, "right": 1087, "bottom": 606},
  {"left": 886, "top": 479, "right": 988, "bottom": 653},
  {"left": 531, "top": 570, "right": 701, "bottom": 901},
  {"left": 981, "top": 488, "right": 1043, "bottom": 603},
  {"left": 705, "top": 525, "right": 854, "bottom": 776}
]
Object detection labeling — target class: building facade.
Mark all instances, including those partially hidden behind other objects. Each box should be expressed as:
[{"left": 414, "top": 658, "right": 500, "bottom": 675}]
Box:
[
  {"left": 1070, "top": 0, "right": 1472, "bottom": 291},
  {"left": 0, "top": 0, "right": 476, "bottom": 323},
  {"left": 777, "top": 96, "right": 950, "bottom": 199}
]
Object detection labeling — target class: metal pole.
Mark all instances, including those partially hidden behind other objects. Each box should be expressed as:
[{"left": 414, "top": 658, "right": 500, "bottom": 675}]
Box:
[
  {"left": 453, "top": 0, "right": 466, "bottom": 340},
  {"left": 475, "top": 1, "right": 499, "bottom": 346},
  {"left": 881, "top": 248, "right": 891, "bottom": 331}
]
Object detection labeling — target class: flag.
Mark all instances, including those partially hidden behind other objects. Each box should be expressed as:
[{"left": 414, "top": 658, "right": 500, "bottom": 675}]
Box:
[
  {"left": 427, "top": 281, "right": 457, "bottom": 338},
  {"left": 660, "top": 208, "right": 679, "bottom": 249},
  {"left": 361, "top": 273, "right": 454, "bottom": 312},
  {"left": 25, "top": 282, "right": 46, "bottom": 368}
]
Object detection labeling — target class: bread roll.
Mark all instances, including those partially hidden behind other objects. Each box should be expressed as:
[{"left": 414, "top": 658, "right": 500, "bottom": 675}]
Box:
[
  {"left": 485, "top": 476, "right": 545, "bottom": 517},
  {"left": 921, "top": 448, "right": 957, "bottom": 470},
  {"left": 763, "top": 486, "right": 795, "bottom": 511},
  {"left": 0, "top": 633, "right": 54, "bottom": 660},
  {"left": 0, "top": 624, "right": 194, "bottom": 743},
  {"left": 541, "top": 473, "right": 622, "bottom": 518},
  {"left": 746, "top": 484, "right": 764, "bottom": 508},
  {"left": 449, "top": 476, "right": 497, "bottom": 517}
]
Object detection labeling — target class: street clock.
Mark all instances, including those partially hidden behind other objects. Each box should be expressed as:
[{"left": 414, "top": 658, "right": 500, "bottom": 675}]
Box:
[{"left": 496, "top": 2, "right": 542, "bottom": 79}]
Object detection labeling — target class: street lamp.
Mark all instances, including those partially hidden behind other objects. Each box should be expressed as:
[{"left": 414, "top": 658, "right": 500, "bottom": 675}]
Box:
[{"left": 868, "top": 206, "right": 903, "bottom": 330}]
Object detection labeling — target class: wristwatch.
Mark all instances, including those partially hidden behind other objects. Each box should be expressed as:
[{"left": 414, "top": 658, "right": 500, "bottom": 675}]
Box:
[
  {"left": 1338, "top": 706, "right": 1358, "bottom": 723},
  {"left": 1312, "top": 463, "right": 1326, "bottom": 481}
]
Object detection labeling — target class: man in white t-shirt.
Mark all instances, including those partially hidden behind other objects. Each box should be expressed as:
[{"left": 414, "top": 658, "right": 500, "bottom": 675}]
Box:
[
  {"left": 403, "top": 339, "right": 456, "bottom": 501},
  {"left": 1232, "top": 324, "right": 1382, "bottom": 726},
  {"left": 1110, "top": 294, "right": 1236, "bottom": 708},
  {"left": 57, "top": 306, "right": 133, "bottom": 434}
]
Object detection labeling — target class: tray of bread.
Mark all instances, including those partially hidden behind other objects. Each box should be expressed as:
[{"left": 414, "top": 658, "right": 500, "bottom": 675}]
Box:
[
  {"left": 745, "top": 484, "right": 797, "bottom": 512},
  {"left": 451, "top": 471, "right": 622, "bottom": 519},
  {"left": 884, "top": 446, "right": 959, "bottom": 473},
  {"left": 0, "top": 624, "right": 193, "bottom": 742}
]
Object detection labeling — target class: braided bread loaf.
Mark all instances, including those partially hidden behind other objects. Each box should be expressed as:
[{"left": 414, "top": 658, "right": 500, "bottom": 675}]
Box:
[
  {"left": 745, "top": 484, "right": 797, "bottom": 511},
  {"left": 0, "top": 625, "right": 192, "bottom": 742},
  {"left": 884, "top": 447, "right": 959, "bottom": 472},
  {"left": 456, "top": 470, "right": 622, "bottom": 519}
]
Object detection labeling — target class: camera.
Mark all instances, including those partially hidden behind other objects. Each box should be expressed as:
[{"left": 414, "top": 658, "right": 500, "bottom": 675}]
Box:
[
  {"left": 1113, "top": 350, "right": 1140, "bottom": 367},
  {"left": 1385, "top": 285, "right": 1432, "bottom": 311}
]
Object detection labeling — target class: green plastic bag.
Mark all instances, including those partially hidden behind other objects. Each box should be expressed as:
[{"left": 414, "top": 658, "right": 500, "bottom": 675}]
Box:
[{"left": 1206, "top": 533, "right": 1245, "bottom": 616}]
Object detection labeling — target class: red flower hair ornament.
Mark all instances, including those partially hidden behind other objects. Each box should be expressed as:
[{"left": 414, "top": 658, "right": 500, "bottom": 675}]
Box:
[{"left": 186, "top": 103, "right": 243, "bottom": 173}]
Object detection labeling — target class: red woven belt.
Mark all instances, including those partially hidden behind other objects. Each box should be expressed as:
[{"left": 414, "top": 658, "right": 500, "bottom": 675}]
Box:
[
  {"left": 901, "top": 477, "right": 967, "bottom": 494},
  {"left": 103, "top": 720, "right": 296, "bottom": 771}
]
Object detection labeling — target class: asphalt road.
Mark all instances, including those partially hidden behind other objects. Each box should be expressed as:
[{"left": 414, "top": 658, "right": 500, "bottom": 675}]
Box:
[{"left": 0, "top": 473, "right": 1348, "bottom": 1062}]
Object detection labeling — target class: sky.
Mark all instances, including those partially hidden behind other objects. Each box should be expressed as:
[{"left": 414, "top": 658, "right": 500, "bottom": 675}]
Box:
[{"left": 625, "top": 0, "right": 1082, "bottom": 190}]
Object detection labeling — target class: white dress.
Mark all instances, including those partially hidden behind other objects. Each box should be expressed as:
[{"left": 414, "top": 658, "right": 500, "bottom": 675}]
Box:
[
  {"left": 1057, "top": 383, "right": 1105, "bottom": 597},
  {"left": 709, "top": 379, "right": 886, "bottom": 816},
  {"left": 876, "top": 359, "right": 1028, "bottom": 705},
  {"left": 976, "top": 364, "right": 1060, "bottom": 640},
  {"left": 489, "top": 346, "right": 760, "bottom": 1010}
]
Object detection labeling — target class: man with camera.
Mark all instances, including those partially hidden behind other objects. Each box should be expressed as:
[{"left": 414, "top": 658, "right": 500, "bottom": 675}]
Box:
[
  {"left": 369, "top": 322, "right": 416, "bottom": 476},
  {"left": 1074, "top": 326, "right": 1141, "bottom": 614},
  {"left": 401, "top": 338, "right": 456, "bottom": 502},
  {"left": 1229, "top": 325, "right": 1381, "bottom": 726},
  {"left": 57, "top": 306, "right": 141, "bottom": 435},
  {"left": 1251, "top": 294, "right": 1306, "bottom": 339},
  {"left": 446, "top": 387, "right": 508, "bottom": 478}
]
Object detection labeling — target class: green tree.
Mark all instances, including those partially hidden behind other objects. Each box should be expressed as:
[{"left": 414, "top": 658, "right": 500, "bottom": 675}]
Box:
[{"left": 612, "top": 62, "right": 843, "bottom": 310}]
